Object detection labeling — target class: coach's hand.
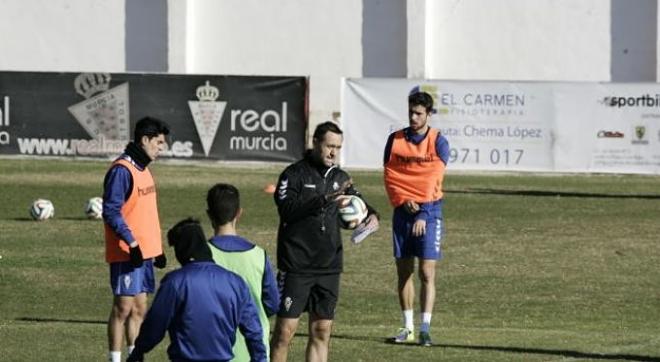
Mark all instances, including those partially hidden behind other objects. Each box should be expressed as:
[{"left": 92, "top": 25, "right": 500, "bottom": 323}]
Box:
[
  {"left": 403, "top": 200, "right": 420, "bottom": 215},
  {"left": 412, "top": 219, "right": 426, "bottom": 237},
  {"left": 325, "top": 179, "right": 353, "bottom": 202},
  {"left": 128, "top": 243, "right": 144, "bottom": 268},
  {"left": 154, "top": 253, "right": 167, "bottom": 269}
]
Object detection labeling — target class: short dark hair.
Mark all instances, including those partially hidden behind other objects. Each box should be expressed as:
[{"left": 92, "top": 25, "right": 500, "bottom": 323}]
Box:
[
  {"left": 134, "top": 116, "right": 170, "bottom": 142},
  {"left": 312, "top": 121, "right": 343, "bottom": 143},
  {"left": 206, "top": 183, "right": 240, "bottom": 226},
  {"left": 408, "top": 92, "right": 434, "bottom": 113}
]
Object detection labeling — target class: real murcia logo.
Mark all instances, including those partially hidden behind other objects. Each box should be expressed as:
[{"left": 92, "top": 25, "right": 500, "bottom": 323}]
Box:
[
  {"left": 68, "top": 73, "right": 130, "bottom": 141},
  {"left": 188, "top": 81, "right": 225, "bottom": 157}
]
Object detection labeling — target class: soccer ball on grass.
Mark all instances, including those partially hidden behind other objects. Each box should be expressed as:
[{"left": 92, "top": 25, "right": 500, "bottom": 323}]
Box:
[
  {"left": 30, "top": 199, "right": 55, "bottom": 221},
  {"left": 85, "top": 197, "right": 103, "bottom": 220}
]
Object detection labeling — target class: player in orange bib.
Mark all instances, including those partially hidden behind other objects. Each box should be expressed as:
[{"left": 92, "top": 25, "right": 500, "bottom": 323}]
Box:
[
  {"left": 103, "top": 117, "right": 169, "bottom": 362},
  {"left": 383, "top": 91, "right": 449, "bottom": 347}
]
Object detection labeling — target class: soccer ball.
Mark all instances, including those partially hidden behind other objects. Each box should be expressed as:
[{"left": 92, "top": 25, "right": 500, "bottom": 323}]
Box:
[
  {"left": 85, "top": 197, "right": 103, "bottom": 220},
  {"left": 30, "top": 199, "right": 55, "bottom": 221},
  {"left": 338, "top": 195, "right": 368, "bottom": 230}
]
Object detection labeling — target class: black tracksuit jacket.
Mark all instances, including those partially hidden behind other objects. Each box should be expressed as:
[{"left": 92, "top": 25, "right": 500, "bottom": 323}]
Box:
[{"left": 274, "top": 152, "right": 376, "bottom": 274}]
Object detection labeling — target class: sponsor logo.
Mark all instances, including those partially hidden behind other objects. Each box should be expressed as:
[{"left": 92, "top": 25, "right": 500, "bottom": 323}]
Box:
[
  {"left": 632, "top": 126, "right": 649, "bottom": 145},
  {"left": 14, "top": 73, "right": 193, "bottom": 158},
  {"left": 303, "top": 184, "right": 316, "bottom": 189},
  {"left": 68, "top": 73, "right": 131, "bottom": 141},
  {"left": 412, "top": 84, "right": 526, "bottom": 117},
  {"left": 395, "top": 154, "right": 434, "bottom": 163},
  {"left": 187, "top": 81, "right": 291, "bottom": 155},
  {"left": 597, "top": 130, "right": 624, "bottom": 138},
  {"left": 229, "top": 103, "right": 289, "bottom": 151},
  {"left": 602, "top": 94, "right": 660, "bottom": 108},
  {"left": 278, "top": 178, "right": 288, "bottom": 200},
  {"left": 138, "top": 185, "right": 156, "bottom": 196},
  {"left": 188, "top": 81, "right": 225, "bottom": 157}
]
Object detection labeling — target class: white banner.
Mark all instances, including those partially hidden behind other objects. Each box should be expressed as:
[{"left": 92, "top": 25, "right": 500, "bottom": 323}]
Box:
[{"left": 341, "top": 78, "right": 660, "bottom": 174}]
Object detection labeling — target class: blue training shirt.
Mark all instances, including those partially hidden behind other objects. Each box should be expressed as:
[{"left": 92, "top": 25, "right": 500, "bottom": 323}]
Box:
[
  {"left": 102, "top": 155, "right": 141, "bottom": 244},
  {"left": 132, "top": 261, "right": 267, "bottom": 362},
  {"left": 383, "top": 127, "right": 449, "bottom": 221}
]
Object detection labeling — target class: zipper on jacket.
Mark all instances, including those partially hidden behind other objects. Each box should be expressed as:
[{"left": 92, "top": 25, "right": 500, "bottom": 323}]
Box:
[
  {"left": 320, "top": 176, "right": 326, "bottom": 233},
  {"left": 319, "top": 165, "right": 336, "bottom": 233}
]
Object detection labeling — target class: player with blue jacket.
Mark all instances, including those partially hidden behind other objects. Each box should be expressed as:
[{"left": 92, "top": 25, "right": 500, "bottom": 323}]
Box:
[{"left": 127, "top": 218, "right": 267, "bottom": 362}]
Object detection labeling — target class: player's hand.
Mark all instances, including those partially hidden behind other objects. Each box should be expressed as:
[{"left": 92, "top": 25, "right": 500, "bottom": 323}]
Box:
[
  {"left": 403, "top": 200, "right": 420, "bottom": 215},
  {"left": 412, "top": 219, "right": 426, "bottom": 237},
  {"left": 154, "top": 253, "right": 167, "bottom": 269},
  {"left": 325, "top": 179, "right": 353, "bottom": 202},
  {"left": 351, "top": 214, "right": 380, "bottom": 244},
  {"left": 129, "top": 244, "right": 144, "bottom": 268}
]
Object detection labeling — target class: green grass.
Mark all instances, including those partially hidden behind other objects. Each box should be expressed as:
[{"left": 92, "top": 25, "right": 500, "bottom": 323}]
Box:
[{"left": 1, "top": 158, "right": 659, "bottom": 361}]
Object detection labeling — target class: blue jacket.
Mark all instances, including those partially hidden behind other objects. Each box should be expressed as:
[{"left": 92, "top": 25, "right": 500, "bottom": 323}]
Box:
[{"left": 131, "top": 261, "right": 267, "bottom": 362}]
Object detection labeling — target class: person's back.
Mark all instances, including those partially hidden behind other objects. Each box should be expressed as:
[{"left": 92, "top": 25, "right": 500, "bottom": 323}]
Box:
[
  {"left": 206, "top": 184, "right": 280, "bottom": 362},
  {"left": 209, "top": 235, "right": 277, "bottom": 361},
  {"left": 158, "top": 261, "right": 262, "bottom": 361},
  {"left": 128, "top": 218, "right": 267, "bottom": 362}
]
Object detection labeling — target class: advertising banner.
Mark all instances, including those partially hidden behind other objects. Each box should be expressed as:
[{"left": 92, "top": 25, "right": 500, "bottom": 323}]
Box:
[
  {"left": 341, "top": 78, "right": 660, "bottom": 174},
  {"left": 0, "top": 71, "right": 307, "bottom": 162},
  {"left": 342, "top": 79, "right": 554, "bottom": 171}
]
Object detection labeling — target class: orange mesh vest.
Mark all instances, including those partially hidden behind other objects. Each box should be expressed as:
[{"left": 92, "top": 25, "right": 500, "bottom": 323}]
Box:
[
  {"left": 384, "top": 128, "right": 445, "bottom": 207},
  {"left": 105, "top": 159, "right": 162, "bottom": 263}
]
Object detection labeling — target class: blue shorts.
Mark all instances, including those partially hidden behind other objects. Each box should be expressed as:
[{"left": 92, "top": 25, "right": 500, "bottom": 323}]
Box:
[
  {"left": 109, "top": 259, "right": 155, "bottom": 296},
  {"left": 392, "top": 207, "right": 443, "bottom": 260}
]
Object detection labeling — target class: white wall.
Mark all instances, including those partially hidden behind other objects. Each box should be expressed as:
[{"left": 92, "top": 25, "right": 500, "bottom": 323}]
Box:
[
  {"left": 0, "top": 0, "right": 125, "bottom": 72},
  {"left": 426, "top": 0, "right": 611, "bottom": 81},
  {"left": 172, "top": 0, "right": 363, "bottom": 137}
]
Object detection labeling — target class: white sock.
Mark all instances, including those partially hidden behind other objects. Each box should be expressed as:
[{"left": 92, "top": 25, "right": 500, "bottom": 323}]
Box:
[
  {"left": 108, "top": 351, "right": 121, "bottom": 362},
  {"left": 127, "top": 345, "right": 135, "bottom": 355},
  {"left": 403, "top": 309, "right": 414, "bottom": 331},
  {"left": 421, "top": 312, "right": 432, "bottom": 325},
  {"left": 421, "top": 312, "right": 432, "bottom": 333}
]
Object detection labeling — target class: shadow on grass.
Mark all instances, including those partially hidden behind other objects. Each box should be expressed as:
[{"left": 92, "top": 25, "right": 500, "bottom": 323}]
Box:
[
  {"left": 447, "top": 188, "right": 660, "bottom": 200},
  {"left": 16, "top": 317, "right": 105, "bottom": 325},
  {"left": 320, "top": 333, "right": 660, "bottom": 362}
]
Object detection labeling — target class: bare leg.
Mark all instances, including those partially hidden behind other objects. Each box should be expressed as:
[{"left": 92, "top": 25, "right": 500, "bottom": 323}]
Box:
[
  {"left": 306, "top": 314, "right": 333, "bottom": 362},
  {"left": 419, "top": 259, "right": 437, "bottom": 314},
  {"left": 108, "top": 295, "right": 135, "bottom": 351},
  {"left": 270, "top": 317, "right": 300, "bottom": 362},
  {"left": 396, "top": 258, "right": 415, "bottom": 312},
  {"left": 125, "top": 293, "right": 148, "bottom": 346}
]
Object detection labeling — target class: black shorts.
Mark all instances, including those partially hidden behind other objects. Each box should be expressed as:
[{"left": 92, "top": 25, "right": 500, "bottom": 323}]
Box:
[{"left": 277, "top": 271, "right": 340, "bottom": 319}]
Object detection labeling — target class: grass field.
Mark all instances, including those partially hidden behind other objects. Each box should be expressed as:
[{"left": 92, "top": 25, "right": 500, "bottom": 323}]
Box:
[{"left": 1, "top": 158, "right": 659, "bottom": 362}]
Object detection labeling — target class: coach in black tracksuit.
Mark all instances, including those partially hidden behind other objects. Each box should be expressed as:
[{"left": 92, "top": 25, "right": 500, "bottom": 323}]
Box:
[{"left": 269, "top": 121, "right": 379, "bottom": 362}]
